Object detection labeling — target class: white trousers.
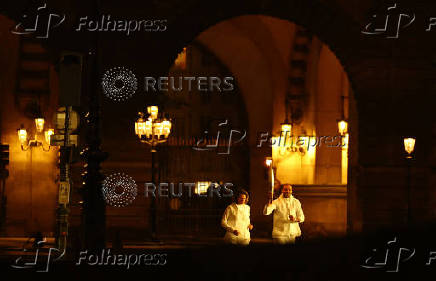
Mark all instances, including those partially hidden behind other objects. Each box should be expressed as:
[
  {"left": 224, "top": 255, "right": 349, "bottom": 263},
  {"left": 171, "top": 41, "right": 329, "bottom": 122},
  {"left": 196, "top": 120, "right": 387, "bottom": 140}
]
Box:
[
  {"left": 224, "top": 232, "right": 250, "bottom": 245},
  {"left": 273, "top": 236, "right": 296, "bottom": 244}
]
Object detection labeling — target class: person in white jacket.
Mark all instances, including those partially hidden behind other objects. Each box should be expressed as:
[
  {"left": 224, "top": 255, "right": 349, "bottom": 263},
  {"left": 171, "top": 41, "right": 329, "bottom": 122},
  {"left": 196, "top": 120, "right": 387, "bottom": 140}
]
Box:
[
  {"left": 221, "top": 189, "right": 253, "bottom": 245},
  {"left": 263, "top": 184, "right": 305, "bottom": 244}
]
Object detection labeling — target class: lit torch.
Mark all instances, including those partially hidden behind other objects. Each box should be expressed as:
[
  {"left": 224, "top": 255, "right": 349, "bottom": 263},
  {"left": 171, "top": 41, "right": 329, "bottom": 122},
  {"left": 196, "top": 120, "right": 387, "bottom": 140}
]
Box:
[{"left": 265, "top": 157, "right": 274, "bottom": 197}]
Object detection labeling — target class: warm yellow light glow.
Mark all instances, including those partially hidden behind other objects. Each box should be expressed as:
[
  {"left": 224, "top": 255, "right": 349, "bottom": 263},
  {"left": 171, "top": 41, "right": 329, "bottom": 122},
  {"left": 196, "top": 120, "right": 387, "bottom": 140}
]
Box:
[
  {"left": 273, "top": 135, "right": 311, "bottom": 154},
  {"left": 264, "top": 157, "right": 274, "bottom": 193},
  {"left": 145, "top": 118, "right": 153, "bottom": 138},
  {"left": 174, "top": 47, "right": 187, "bottom": 70},
  {"left": 281, "top": 123, "right": 292, "bottom": 135},
  {"left": 147, "top": 106, "right": 158, "bottom": 120},
  {"left": 272, "top": 134, "right": 316, "bottom": 184},
  {"left": 296, "top": 136, "right": 310, "bottom": 147},
  {"left": 35, "top": 118, "right": 45, "bottom": 133},
  {"left": 195, "top": 181, "right": 210, "bottom": 194},
  {"left": 136, "top": 107, "right": 171, "bottom": 143},
  {"left": 154, "top": 121, "right": 164, "bottom": 137},
  {"left": 45, "top": 129, "right": 54, "bottom": 144},
  {"left": 338, "top": 120, "right": 348, "bottom": 136},
  {"left": 341, "top": 133, "right": 349, "bottom": 148},
  {"left": 404, "top": 137, "right": 416, "bottom": 155},
  {"left": 18, "top": 129, "right": 27, "bottom": 145},
  {"left": 162, "top": 120, "right": 172, "bottom": 137},
  {"left": 341, "top": 133, "right": 349, "bottom": 184},
  {"left": 135, "top": 118, "right": 147, "bottom": 136}
]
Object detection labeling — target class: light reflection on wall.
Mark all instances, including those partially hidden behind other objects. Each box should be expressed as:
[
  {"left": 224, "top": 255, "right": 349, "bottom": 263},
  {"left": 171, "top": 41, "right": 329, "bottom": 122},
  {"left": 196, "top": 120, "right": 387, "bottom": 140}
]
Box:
[
  {"left": 272, "top": 134, "right": 316, "bottom": 185},
  {"left": 174, "top": 47, "right": 187, "bottom": 70},
  {"left": 341, "top": 133, "right": 349, "bottom": 184},
  {"left": 2, "top": 128, "right": 58, "bottom": 234}
]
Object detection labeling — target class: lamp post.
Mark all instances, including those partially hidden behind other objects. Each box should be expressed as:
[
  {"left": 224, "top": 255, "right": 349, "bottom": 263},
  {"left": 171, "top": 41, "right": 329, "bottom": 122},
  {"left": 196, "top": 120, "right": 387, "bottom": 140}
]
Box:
[
  {"left": 404, "top": 137, "right": 415, "bottom": 226},
  {"left": 135, "top": 105, "right": 172, "bottom": 240},
  {"left": 17, "top": 118, "right": 54, "bottom": 151},
  {"left": 281, "top": 121, "right": 292, "bottom": 138},
  {"left": 337, "top": 120, "right": 348, "bottom": 137}
]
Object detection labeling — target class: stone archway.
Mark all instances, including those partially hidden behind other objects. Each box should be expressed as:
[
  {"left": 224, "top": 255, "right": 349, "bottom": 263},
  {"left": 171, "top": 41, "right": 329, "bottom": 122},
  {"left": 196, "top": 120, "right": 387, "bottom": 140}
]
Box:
[
  {"left": 156, "top": 1, "right": 364, "bottom": 235},
  {"left": 153, "top": 0, "right": 436, "bottom": 235}
]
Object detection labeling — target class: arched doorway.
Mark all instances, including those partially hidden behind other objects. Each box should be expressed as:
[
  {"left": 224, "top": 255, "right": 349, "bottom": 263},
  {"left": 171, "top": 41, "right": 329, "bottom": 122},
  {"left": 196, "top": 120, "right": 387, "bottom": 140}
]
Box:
[{"left": 162, "top": 15, "right": 358, "bottom": 240}]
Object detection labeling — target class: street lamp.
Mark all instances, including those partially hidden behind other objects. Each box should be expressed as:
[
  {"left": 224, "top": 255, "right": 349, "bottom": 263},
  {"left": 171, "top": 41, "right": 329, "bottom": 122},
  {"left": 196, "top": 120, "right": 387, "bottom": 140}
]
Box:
[
  {"left": 35, "top": 118, "right": 45, "bottom": 133},
  {"left": 337, "top": 120, "right": 348, "bottom": 136},
  {"left": 404, "top": 137, "right": 416, "bottom": 159},
  {"left": 17, "top": 118, "right": 54, "bottom": 151},
  {"left": 45, "top": 129, "right": 55, "bottom": 144},
  {"left": 135, "top": 106, "right": 172, "bottom": 152},
  {"left": 135, "top": 105, "right": 172, "bottom": 240},
  {"left": 337, "top": 120, "right": 349, "bottom": 184},
  {"left": 403, "top": 137, "right": 415, "bottom": 226},
  {"left": 281, "top": 120, "right": 292, "bottom": 137}
]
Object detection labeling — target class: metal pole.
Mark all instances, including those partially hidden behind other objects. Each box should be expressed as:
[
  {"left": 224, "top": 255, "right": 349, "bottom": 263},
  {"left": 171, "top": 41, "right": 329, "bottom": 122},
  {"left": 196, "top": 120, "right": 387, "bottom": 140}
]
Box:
[
  {"left": 151, "top": 148, "right": 157, "bottom": 240},
  {"left": 80, "top": 50, "right": 107, "bottom": 252},
  {"left": 55, "top": 106, "right": 71, "bottom": 252},
  {"left": 407, "top": 158, "right": 412, "bottom": 226}
]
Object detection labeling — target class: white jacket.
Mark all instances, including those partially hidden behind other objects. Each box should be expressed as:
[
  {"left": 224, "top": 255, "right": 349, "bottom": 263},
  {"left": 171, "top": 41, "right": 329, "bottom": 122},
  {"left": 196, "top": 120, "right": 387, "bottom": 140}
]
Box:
[
  {"left": 221, "top": 203, "right": 251, "bottom": 239},
  {"left": 263, "top": 194, "right": 305, "bottom": 238}
]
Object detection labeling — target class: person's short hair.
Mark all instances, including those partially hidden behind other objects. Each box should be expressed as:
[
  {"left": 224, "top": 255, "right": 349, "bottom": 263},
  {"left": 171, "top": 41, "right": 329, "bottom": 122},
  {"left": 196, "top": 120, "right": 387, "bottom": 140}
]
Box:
[
  {"left": 234, "top": 188, "right": 249, "bottom": 203},
  {"left": 279, "top": 184, "right": 293, "bottom": 193}
]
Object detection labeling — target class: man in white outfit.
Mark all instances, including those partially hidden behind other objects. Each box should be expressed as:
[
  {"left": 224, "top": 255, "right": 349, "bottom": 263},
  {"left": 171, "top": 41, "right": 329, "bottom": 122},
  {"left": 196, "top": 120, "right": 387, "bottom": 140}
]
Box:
[
  {"left": 263, "top": 184, "right": 305, "bottom": 244},
  {"left": 221, "top": 189, "right": 253, "bottom": 245}
]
